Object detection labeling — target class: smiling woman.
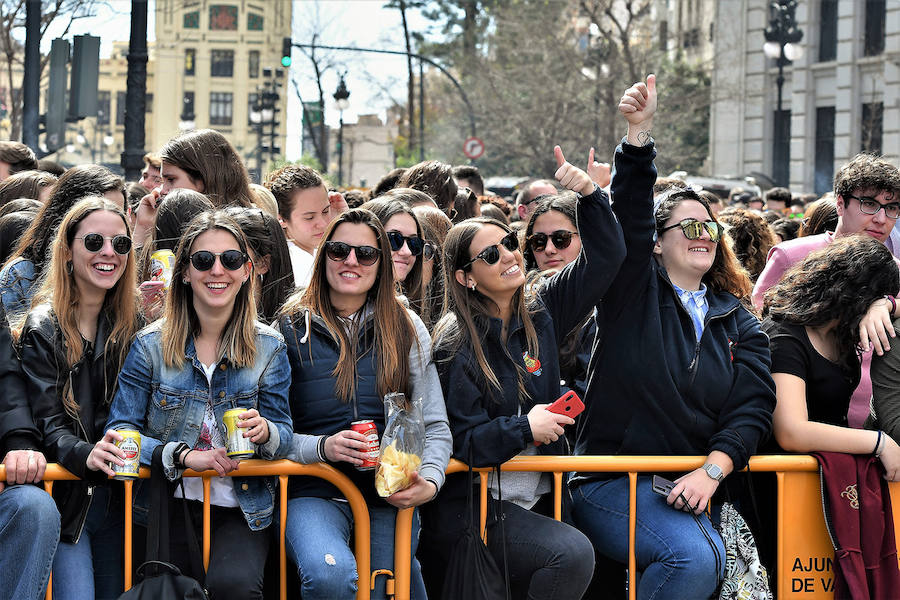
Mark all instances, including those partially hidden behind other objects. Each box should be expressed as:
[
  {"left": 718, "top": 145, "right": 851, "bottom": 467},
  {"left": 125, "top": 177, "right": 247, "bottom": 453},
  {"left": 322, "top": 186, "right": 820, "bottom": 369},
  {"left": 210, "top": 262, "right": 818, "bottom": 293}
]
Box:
[
  {"left": 275, "top": 208, "right": 451, "bottom": 600},
  {"left": 17, "top": 197, "right": 140, "bottom": 600}
]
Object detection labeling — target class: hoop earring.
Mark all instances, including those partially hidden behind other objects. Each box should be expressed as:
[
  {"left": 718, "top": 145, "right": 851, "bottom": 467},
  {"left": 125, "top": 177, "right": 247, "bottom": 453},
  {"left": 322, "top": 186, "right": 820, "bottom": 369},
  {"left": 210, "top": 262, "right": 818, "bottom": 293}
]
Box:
[
  {"left": 469, "top": 281, "right": 476, "bottom": 291},
  {"left": 66, "top": 261, "right": 73, "bottom": 274}
]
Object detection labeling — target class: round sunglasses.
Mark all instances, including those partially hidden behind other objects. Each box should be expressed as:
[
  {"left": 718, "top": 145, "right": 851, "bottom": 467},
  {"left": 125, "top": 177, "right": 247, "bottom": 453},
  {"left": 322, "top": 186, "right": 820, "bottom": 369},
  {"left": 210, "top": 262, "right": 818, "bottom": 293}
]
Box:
[
  {"left": 462, "top": 231, "right": 519, "bottom": 270},
  {"left": 423, "top": 242, "right": 438, "bottom": 262},
  {"left": 527, "top": 230, "right": 578, "bottom": 253},
  {"left": 76, "top": 233, "right": 132, "bottom": 255},
  {"left": 189, "top": 249, "right": 249, "bottom": 271},
  {"left": 386, "top": 231, "right": 424, "bottom": 256},
  {"left": 658, "top": 219, "right": 722, "bottom": 243},
  {"left": 323, "top": 241, "right": 381, "bottom": 266}
]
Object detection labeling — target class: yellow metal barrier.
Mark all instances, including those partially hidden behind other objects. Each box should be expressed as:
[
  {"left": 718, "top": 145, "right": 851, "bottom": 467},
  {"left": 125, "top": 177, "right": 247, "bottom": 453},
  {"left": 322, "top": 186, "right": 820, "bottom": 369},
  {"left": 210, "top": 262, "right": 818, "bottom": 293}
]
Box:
[{"left": 6, "top": 455, "right": 898, "bottom": 600}]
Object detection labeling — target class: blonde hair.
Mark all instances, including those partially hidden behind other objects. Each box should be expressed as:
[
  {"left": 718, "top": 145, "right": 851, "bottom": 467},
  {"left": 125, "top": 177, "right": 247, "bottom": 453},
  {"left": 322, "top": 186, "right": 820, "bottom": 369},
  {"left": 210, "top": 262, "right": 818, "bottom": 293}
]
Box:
[
  {"left": 161, "top": 211, "right": 257, "bottom": 367},
  {"left": 30, "top": 197, "right": 140, "bottom": 417}
]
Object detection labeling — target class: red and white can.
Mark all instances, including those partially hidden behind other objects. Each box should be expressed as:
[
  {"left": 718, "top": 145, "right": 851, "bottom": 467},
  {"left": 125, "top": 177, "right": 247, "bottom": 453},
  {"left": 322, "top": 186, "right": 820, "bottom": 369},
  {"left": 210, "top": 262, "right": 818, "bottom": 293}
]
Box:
[{"left": 350, "top": 420, "right": 380, "bottom": 471}]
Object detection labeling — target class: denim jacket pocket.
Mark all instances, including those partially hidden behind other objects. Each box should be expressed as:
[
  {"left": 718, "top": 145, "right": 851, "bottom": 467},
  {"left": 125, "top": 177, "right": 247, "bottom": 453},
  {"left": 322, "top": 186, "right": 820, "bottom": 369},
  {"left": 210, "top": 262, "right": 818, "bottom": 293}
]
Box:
[
  {"left": 148, "top": 385, "right": 189, "bottom": 436},
  {"left": 229, "top": 388, "right": 259, "bottom": 411}
]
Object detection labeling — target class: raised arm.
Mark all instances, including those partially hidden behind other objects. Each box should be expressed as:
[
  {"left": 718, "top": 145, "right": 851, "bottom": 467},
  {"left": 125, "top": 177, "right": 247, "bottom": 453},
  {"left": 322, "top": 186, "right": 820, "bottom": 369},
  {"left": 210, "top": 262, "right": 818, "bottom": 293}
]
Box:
[{"left": 540, "top": 146, "right": 625, "bottom": 342}]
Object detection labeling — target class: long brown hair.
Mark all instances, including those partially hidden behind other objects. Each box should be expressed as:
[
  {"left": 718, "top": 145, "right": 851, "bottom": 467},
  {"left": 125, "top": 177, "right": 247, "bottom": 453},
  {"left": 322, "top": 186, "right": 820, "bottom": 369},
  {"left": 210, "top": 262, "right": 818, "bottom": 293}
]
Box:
[
  {"left": 279, "top": 209, "right": 417, "bottom": 402},
  {"left": 434, "top": 217, "right": 540, "bottom": 403},
  {"left": 654, "top": 188, "right": 752, "bottom": 299},
  {"left": 161, "top": 211, "right": 257, "bottom": 367},
  {"left": 160, "top": 129, "right": 253, "bottom": 208},
  {"left": 29, "top": 197, "right": 140, "bottom": 417}
]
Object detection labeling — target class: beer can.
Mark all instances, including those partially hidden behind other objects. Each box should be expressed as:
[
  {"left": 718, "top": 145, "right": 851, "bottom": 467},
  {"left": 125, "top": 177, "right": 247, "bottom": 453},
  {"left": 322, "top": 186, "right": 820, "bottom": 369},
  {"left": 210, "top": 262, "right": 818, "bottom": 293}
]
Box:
[
  {"left": 149, "top": 249, "right": 176, "bottom": 289},
  {"left": 350, "top": 420, "right": 380, "bottom": 471},
  {"left": 112, "top": 430, "right": 141, "bottom": 480},
  {"left": 223, "top": 408, "right": 255, "bottom": 459}
]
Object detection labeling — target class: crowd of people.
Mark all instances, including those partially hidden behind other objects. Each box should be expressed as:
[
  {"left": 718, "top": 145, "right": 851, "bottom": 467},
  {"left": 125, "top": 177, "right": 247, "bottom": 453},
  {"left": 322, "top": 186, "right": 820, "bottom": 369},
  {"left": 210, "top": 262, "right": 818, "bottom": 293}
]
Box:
[{"left": 1, "top": 73, "right": 900, "bottom": 600}]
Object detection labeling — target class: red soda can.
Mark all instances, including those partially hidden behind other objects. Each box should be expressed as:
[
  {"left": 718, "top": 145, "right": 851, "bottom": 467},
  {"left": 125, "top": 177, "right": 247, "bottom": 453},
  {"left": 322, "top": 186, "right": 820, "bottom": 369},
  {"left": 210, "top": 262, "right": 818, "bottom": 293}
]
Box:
[{"left": 350, "top": 420, "right": 380, "bottom": 471}]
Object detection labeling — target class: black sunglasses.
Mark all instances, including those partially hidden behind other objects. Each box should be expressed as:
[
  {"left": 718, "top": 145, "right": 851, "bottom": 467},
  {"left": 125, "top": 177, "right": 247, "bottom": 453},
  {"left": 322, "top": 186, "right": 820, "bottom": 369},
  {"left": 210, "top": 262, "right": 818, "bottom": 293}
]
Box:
[
  {"left": 76, "top": 233, "right": 132, "bottom": 255},
  {"left": 527, "top": 230, "right": 578, "bottom": 253},
  {"left": 658, "top": 219, "right": 723, "bottom": 243},
  {"left": 189, "top": 249, "right": 248, "bottom": 271},
  {"left": 323, "top": 241, "right": 381, "bottom": 266},
  {"left": 386, "top": 231, "right": 424, "bottom": 256},
  {"left": 462, "top": 231, "right": 518, "bottom": 270}
]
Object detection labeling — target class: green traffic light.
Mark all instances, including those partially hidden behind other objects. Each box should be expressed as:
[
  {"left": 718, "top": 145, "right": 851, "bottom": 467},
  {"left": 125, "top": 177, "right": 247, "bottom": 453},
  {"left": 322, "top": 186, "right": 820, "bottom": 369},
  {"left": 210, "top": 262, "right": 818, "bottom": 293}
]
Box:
[{"left": 281, "top": 56, "right": 291, "bottom": 67}]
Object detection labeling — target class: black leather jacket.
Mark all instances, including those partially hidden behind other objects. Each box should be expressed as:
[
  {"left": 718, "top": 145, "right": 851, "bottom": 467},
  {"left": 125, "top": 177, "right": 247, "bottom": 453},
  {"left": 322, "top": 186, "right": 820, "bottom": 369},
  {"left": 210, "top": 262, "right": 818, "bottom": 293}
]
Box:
[
  {"left": 20, "top": 303, "right": 122, "bottom": 543},
  {"left": 0, "top": 303, "right": 40, "bottom": 455}
]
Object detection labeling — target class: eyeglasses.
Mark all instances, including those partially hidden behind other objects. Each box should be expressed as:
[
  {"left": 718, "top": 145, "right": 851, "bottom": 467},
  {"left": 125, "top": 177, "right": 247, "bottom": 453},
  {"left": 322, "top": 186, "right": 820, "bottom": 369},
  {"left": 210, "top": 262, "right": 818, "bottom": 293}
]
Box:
[
  {"left": 462, "top": 231, "right": 519, "bottom": 270},
  {"left": 386, "top": 231, "right": 424, "bottom": 256},
  {"left": 76, "top": 233, "right": 132, "bottom": 255},
  {"left": 189, "top": 249, "right": 248, "bottom": 271},
  {"left": 846, "top": 194, "right": 900, "bottom": 219},
  {"left": 323, "top": 241, "right": 381, "bottom": 266},
  {"left": 527, "top": 230, "right": 578, "bottom": 253},
  {"left": 423, "top": 242, "right": 438, "bottom": 262},
  {"left": 658, "top": 219, "right": 723, "bottom": 243}
]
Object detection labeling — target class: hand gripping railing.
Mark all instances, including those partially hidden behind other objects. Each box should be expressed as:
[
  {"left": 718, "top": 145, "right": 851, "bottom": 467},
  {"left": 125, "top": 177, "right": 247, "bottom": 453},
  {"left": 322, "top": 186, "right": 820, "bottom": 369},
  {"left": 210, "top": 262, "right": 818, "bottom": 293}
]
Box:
[{"left": 6, "top": 455, "right": 895, "bottom": 600}]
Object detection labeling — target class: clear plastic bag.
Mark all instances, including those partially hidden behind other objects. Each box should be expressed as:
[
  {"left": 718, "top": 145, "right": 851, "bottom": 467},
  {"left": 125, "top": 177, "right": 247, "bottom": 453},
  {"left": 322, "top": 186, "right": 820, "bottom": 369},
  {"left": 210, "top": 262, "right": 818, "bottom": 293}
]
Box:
[{"left": 375, "top": 392, "right": 425, "bottom": 497}]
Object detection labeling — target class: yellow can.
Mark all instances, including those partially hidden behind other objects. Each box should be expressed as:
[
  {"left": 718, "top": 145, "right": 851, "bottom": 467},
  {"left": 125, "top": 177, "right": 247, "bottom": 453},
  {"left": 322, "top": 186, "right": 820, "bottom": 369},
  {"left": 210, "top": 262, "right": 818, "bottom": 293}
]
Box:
[
  {"left": 113, "top": 430, "right": 141, "bottom": 480},
  {"left": 149, "top": 249, "right": 176, "bottom": 289},
  {"left": 223, "top": 408, "right": 255, "bottom": 459}
]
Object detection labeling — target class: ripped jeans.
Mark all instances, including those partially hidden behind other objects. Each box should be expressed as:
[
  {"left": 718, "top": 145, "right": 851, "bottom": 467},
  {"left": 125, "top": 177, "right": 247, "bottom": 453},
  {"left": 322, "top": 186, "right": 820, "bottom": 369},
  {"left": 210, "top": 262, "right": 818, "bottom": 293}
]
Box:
[{"left": 284, "top": 497, "right": 426, "bottom": 600}]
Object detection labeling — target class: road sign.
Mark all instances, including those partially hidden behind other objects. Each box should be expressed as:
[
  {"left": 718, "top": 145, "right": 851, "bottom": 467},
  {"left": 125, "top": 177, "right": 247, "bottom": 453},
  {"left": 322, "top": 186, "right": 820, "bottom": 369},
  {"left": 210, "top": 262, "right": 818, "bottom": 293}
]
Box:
[{"left": 463, "top": 136, "right": 484, "bottom": 159}]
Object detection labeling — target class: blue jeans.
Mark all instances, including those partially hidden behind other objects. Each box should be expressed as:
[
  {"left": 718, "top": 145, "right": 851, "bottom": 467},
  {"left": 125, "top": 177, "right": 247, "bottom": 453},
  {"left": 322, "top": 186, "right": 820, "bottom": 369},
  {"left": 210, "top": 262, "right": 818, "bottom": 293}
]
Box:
[
  {"left": 572, "top": 476, "right": 724, "bottom": 600},
  {"left": 284, "top": 497, "right": 427, "bottom": 600},
  {"left": 0, "top": 484, "right": 60, "bottom": 600},
  {"left": 51, "top": 485, "right": 124, "bottom": 600}
]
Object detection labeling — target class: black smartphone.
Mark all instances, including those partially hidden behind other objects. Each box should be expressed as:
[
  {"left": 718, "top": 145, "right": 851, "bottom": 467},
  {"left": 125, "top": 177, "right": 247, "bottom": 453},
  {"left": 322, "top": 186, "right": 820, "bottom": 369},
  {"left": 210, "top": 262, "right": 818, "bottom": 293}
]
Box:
[{"left": 651, "top": 475, "right": 675, "bottom": 497}]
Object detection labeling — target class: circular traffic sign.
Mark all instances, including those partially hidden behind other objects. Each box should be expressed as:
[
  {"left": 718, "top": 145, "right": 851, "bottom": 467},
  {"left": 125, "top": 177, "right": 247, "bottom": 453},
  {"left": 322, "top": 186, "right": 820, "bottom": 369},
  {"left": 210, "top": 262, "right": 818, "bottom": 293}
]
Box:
[{"left": 463, "top": 136, "right": 485, "bottom": 159}]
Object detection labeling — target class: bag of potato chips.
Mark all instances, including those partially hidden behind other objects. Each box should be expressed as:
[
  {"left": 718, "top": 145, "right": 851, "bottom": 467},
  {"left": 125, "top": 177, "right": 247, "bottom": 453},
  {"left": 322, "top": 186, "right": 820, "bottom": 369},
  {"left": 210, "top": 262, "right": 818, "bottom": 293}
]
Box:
[{"left": 375, "top": 392, "right": 425, "bottom": 497}]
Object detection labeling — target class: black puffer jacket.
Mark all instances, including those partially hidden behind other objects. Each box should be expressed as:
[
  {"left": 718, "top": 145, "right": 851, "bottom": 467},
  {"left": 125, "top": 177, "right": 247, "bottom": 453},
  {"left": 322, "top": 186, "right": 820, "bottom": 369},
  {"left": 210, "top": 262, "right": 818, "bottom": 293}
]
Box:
[{"left": 20, "top": 304, "right": 122, "bottom": 543}]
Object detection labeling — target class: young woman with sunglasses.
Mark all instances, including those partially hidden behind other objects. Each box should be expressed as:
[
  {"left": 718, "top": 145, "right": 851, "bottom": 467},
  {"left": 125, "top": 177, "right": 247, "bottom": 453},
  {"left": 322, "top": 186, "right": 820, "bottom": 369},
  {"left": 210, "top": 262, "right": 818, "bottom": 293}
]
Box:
[
  {"left": 413, "top": 205, "right": 452, "bottom": 331},
  {"left": 18, "top": 197, "right": 140, "bottom": 599},
  {"left": 106, "top": 211, "right": 294, "bottom": 600},
  {"left": 523, "top": 194, "right": 593, "bottom": 403},
  {"left": 277, "top": 208, "right": 451, "bottom": 600},
  {"left": 360, "top": 198, "right": 426, "bottom": 313},
  {"left": 418, "top": 144, "right": 627, "bottom": 599},
  {"left": 569, "top": 76, "right": 775, "bottom": 600}
]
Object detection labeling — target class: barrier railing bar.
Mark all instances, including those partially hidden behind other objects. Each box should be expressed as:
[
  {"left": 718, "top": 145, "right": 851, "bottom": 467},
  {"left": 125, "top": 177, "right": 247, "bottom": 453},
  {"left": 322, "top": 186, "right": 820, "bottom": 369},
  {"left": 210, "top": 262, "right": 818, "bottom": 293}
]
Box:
[
  {"left": 124, "top": 480, "right": 133, "bottom": 590},
  {"left": 44, "top": 479, "right": 54, "bottom": 600},
  {"left": 553, "top": 471, "right": 562, "bottom": 521},
  {"left": 776, "top": 471, "right": 785, "bottom": 600},
  {"left": 393, "top": 508, "right": 414, "bottom": 600},
  {"left": 628, "top": 471, "right": 637, "bottom": 600},
  {"left": 479, "top": 471, "right": 488, "bottom": 540},
  {"left": 202, "top": 477, "right": 211, "bottom": 571},
  {"left": 278, "top": 474, "right": 288, "bottom": 600}
]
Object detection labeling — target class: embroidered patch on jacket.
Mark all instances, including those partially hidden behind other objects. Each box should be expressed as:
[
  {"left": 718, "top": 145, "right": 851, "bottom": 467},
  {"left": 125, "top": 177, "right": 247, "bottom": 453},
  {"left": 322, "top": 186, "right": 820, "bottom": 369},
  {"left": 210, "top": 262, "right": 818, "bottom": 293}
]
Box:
[
  {"left": 840, "top": 484, "right": 859, "bottom": 510},
  {"left": 523, "top": 352, "right": 542, "bottom": 376}
]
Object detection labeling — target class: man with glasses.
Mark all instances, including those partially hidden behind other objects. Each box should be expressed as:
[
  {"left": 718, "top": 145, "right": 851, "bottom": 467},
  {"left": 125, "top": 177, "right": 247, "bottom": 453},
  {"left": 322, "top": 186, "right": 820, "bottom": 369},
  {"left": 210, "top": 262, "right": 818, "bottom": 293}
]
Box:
[
  {"left": 516, "top": 179, "right": 557, "bottom": 221},
  {"left": 753, "top": 153, "right": 900, "bottom": 428}
]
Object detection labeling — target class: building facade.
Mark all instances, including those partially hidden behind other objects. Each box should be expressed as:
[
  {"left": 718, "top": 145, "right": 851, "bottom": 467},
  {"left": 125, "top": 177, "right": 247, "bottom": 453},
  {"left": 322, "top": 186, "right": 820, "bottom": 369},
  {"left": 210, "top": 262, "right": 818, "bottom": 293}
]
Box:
[
  {"left": 710, "top": 0, "right": 897, "bottom": 194},
  {"left": 152, "top": 0, "right": 291, "bottom": 180},
  {"left": 326, "top": 114, "right": 397, "bottom": 189}
]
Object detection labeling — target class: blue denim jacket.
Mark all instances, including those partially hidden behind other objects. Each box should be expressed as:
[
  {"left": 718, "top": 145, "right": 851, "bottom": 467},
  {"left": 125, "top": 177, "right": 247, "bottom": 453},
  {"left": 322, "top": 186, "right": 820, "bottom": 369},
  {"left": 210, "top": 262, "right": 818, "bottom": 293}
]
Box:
[
  {"left": 106, "top": 319, "right": 294, "bottom": 531},
  {"left": 0, "top": 258, "right": 37, "bottom": 321}
]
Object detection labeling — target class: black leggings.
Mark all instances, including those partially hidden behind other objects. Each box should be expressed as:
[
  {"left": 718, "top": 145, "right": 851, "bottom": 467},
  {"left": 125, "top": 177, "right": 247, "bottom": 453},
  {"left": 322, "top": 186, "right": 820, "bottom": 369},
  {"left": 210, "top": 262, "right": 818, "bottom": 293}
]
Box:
[{"left": 134, "top": 501, "right": 271, "bottom": 600}]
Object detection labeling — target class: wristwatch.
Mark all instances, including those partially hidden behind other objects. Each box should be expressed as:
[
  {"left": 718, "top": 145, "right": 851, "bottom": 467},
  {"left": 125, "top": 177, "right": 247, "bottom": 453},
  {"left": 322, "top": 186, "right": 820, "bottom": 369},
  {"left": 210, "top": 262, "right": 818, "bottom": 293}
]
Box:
[
  {"left": 702, "top": 463, "right": 724, "bottom": 482},
  {"left": 172, "top": 442, "right": 191, "bottom": 469}
]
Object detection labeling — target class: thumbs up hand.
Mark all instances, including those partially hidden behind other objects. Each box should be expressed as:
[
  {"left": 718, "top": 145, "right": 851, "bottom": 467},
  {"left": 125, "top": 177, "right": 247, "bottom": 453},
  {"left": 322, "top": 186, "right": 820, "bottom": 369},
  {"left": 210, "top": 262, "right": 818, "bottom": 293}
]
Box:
[
  {"left": 586, "top": 147, "right": 611, "bottom": 189},
  {"left": 554, "top": 145, "right": 594, "bottom": 196}
]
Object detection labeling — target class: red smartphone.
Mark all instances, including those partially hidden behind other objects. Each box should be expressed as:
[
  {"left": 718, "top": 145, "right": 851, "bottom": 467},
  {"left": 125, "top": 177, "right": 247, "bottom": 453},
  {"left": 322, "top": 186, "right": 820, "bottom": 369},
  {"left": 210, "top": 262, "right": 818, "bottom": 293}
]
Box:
[
  {"left": 534, "top": 391, "right": 585, "bottom": 445},
  {"left": 547, "top": 390, "right": 585, "bottom": 418}
]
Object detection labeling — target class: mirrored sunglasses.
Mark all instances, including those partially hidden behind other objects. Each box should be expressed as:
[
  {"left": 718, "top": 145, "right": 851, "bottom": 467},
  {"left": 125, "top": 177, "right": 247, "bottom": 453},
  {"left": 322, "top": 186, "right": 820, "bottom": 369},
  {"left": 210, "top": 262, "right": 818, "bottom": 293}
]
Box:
[{"left": 658, "top": 219, "right": 722, "bottom": 243}]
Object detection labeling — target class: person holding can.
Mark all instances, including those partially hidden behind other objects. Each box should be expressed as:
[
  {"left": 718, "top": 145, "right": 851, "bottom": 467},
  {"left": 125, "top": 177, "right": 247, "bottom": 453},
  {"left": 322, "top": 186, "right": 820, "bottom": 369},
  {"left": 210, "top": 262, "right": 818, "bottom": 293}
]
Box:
[
  {"left": 106, "top": 211, "right": 294, "bottom": 600},
  {"left": 277, "top": 208, "right": 452, "bottom": 600},
  {"left": 18, "top": 196, "right": 141, "bottom": 600}
]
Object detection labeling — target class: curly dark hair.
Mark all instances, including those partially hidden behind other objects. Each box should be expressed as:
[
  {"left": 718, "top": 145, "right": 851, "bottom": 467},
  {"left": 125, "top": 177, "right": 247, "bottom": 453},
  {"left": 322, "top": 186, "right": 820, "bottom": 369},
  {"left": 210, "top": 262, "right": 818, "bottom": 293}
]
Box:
[
  {"left": 717, "top": 208, "right": 777, "bottom": 282},
  {"left": 654, "top": 189, "right": 753, "bottom": 299},
  {"left": 764, "top": 235, "right": 899, "bottom": 373},
  {"left": 772, "top": 218, "right": 801, "bottom": 243},
  {"left": 834, "top": 153, "right": 900, "bottom": 203},
  {"left": 799, "top": 198, "right": 838, "bottom": 237}
]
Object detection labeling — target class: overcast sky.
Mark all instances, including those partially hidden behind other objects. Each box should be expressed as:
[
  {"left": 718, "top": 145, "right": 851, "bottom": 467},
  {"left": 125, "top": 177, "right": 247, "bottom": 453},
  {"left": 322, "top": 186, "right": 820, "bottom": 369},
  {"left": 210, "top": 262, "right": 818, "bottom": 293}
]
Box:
[{"left": 46, "top": 0, "right": 434, "bottom": 160}]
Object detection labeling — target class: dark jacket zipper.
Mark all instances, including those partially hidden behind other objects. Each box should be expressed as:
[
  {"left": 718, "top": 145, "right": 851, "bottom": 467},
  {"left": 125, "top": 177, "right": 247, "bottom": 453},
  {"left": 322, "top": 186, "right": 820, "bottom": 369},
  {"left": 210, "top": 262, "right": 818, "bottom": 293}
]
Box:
[{"left": 71, "top": 484, "right": 94, "bottom": 544}]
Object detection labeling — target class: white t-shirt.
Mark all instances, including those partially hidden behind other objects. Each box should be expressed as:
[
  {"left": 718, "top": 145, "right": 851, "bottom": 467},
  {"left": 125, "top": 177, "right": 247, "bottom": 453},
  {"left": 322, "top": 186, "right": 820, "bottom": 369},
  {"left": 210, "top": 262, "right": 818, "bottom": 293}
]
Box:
[
  {"left": 288, "top": 240, "right": 315, "bottom": 288},
  {"left": 175, "top": 361, "right": 240, "bottom": 507}
]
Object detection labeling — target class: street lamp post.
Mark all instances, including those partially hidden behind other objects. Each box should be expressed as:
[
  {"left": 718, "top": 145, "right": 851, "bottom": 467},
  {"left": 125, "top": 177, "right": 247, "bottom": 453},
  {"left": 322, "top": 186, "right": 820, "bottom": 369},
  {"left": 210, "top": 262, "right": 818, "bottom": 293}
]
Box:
[
  {"left": 763, "top": 0, "right": 803, "bottom": 187},
  {"left": 333, "top": 74, "right": 350, "bottom": 187}
]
